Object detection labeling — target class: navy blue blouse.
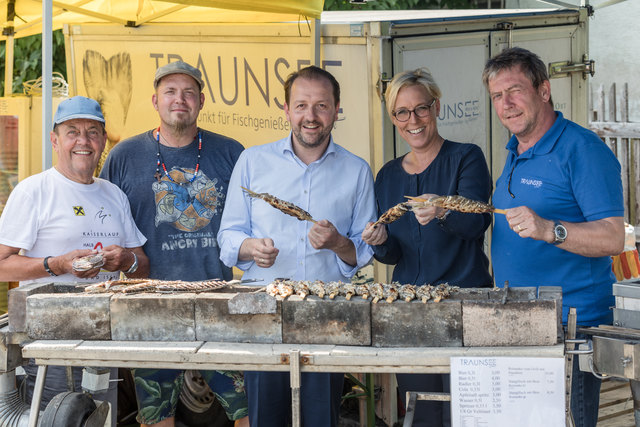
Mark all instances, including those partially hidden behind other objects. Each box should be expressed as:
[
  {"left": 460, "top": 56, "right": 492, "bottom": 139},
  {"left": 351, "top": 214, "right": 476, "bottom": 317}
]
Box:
[{"left": 372, "top": 140, "right": 493, "bottom": 287}]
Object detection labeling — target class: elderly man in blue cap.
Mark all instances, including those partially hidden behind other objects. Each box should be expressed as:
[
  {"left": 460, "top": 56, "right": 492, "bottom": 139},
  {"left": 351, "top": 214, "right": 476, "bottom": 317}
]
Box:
[{"left": 0, "top": 96, "right": 149, "bottom": 421}]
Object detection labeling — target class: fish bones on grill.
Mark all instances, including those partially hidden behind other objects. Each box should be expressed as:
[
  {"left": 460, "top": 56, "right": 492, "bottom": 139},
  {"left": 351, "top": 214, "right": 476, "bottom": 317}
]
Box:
[
  {"left": 428, "top": 195, "right": 495, "bottom": 214},
  {"left": 72, "top": 253, "right": 105, "bottom": 272},
  {"left": 241, "top": 186, "right": 317, "bottom": 223},
  {"left": 373, "top": 202, "right": 411, "bottom": 227}
]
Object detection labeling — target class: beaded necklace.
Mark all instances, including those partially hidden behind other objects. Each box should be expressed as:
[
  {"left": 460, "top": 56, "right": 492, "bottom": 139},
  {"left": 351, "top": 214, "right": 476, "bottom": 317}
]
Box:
[{"left": 154, "top": 127, "right": 202, "bottom": 184}]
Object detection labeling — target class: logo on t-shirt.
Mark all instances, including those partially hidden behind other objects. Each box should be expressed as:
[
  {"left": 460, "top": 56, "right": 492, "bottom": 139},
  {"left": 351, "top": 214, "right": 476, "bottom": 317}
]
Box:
[
  {"left": 73, "top": 206, "right": 85, "bottom": 216},
  {"left": 152, "top": 168, "right": 224, "bottom": 232},
  {"left": 520, "top": 177, "right": 543, "bottom": 188}
]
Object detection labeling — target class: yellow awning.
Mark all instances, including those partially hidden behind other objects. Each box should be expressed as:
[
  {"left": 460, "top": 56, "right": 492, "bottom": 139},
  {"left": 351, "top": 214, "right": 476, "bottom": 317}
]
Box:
[{"left": 1, "top": 0, "right": 324, "bottom": 39}]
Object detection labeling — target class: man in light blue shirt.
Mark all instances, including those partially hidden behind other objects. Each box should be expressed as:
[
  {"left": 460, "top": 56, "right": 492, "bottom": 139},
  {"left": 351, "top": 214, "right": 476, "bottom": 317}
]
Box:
[{"left": 218, "top": 66, "right": 375, "bottom": 427}]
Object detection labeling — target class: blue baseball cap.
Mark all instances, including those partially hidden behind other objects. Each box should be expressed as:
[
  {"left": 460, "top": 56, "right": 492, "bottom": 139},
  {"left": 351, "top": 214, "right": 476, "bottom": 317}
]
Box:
[{"left": 53, "top": 96, "right": 105, "bottom": 125}]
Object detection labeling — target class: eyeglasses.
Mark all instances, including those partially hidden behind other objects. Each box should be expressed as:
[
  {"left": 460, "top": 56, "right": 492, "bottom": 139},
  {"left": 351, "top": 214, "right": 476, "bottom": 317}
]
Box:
[
  {"left": 392, "top": 98, "right": 436, "bottom": 122},
  {"left": 507, "top": 162, "right": 516, "bottom": 198}
]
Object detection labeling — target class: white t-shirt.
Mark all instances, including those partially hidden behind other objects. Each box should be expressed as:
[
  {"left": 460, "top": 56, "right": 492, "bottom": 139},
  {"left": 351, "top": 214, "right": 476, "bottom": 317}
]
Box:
[{"left": 0, "top": 168, "right": 146, "bottom": 285}]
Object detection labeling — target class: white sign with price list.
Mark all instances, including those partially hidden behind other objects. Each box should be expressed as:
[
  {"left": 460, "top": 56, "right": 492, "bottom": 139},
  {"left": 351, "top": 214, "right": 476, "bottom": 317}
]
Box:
[{"left": 450, "top": 357, "right": 565, "bottom": 427}]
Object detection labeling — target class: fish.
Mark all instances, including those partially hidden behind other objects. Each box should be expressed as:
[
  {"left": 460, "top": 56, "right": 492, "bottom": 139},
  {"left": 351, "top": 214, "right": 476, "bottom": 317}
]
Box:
[
  {"left": 72, "top": 252, "right": 105, "bottom": 272},
  {"left": 341, "top": 283, "right": 357, "bottom": 300},
  {"left": 372, "top": 202, "right": 411, "bottom": 227},
  {"left": 241, "top": 186, "right": 317, "bottom": 223},
  {"left": 367, "top": 283, "right": 384, "bottom": 304},
  {"left": 383, "top": 283, "right": 399, "bottom": 303},
  {"left": 399, "top": 284, "right": 416, "bottom": 302},
  {"left": 405, "top": 195, "right": 506, "bottom": 215}
]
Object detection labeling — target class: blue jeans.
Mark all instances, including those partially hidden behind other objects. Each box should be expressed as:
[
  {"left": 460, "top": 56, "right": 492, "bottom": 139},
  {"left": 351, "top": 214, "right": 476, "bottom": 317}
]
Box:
[{"left": 569, "top": 331, "right": 601, "bottom": 427}]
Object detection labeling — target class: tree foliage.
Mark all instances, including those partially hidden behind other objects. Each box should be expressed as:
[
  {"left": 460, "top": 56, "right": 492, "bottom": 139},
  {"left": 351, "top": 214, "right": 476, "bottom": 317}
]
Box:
[
  {"left": 324, "top": 0, "right": 476, "bottom": 10},
  {"left": 0, "top": 30, "right": 66, "bottom": 95}
]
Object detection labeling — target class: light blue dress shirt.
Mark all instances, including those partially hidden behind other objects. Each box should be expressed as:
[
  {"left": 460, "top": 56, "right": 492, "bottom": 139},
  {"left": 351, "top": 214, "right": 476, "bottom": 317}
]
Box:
[{"left": 218, "top": 134, "right": 376, "bottom": 284}]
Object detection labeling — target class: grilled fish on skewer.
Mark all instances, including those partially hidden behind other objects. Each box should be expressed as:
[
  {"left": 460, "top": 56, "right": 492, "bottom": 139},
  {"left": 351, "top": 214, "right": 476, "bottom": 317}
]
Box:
[
  {"left": 293, "top": 281, "right": 310, "bottom": 299},
  {"left": 368, "top": 283, "right": 384, "bottom": 304},
  {"left": 431, "top": 283, "right": 459, "bottom": 302},
  {"left": 72, "top": 252, "right": 105, "bottom": 272},
  {"left": 82, "top": 278, "right": 148, "bottom": 293},
  {"left": 266, "top": 282, "right": 279, "bottom": 298},
  {"left": 241, "top": 186, "right": 317, "bottom": 223},
  {"left": 277, "top": 281, "right": 294, "bottom": 299},
  {"left": 310, "top": 280, "right": 326, "bottom": 299},
  {"left": 325, "top": 281, "right": 341, "bottom": 300},
  {"left": 355, "top": 284, "right": 369, "bottom": 300},
  {"left": 341, "top": 283, "right": 357, "bottom": 300},
  {"left": 372, "top": 202, "right": 411, "bottom": 227},
  {"left": 156, "top": 280, "right": 228, "bottom": 293},
  {"left": 383, "top": 283, "right": 399, "bottom": 303},
  {"left": 416, "top": 285, "right": 433, "bottom": 303},
  {"left": 121, "top": 281, "right": 166, "bottom": 293},
  {"left": 405, "top": 195, "right": 506, "bottom": 215},
  {"left": 399, "top": 284, "right": 416, "bottom": 302}
]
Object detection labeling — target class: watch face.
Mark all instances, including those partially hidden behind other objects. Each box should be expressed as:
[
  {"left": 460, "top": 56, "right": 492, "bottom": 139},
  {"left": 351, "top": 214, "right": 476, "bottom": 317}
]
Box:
[{"left": 555, "top": 224, "right": 567, "bottom": 240}]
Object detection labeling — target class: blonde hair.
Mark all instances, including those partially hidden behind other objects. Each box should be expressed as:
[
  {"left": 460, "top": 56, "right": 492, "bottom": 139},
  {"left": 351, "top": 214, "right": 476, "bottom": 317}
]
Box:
[{"left": 385, "top": 68, "right": 442, "bottom": 118}]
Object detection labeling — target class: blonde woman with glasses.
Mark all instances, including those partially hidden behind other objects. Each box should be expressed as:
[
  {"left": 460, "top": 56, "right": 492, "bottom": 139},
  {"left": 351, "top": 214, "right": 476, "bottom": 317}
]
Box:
[{"left": 362, "top": 68, "right": 493, "bottom": 427}]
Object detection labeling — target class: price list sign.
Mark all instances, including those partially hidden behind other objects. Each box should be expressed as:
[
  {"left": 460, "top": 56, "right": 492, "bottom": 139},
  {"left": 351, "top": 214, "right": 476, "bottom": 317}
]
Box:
[{"left": 450, "top": 357, "right": 564, "bottom": 427}]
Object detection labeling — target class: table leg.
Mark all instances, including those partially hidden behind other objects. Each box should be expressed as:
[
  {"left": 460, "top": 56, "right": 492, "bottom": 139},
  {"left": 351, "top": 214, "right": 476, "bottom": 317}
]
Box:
[
  {"left": 290, "top": 350, "right": 301, "bottom": 427},
  {"left": 28, "top": 365, "right": 48, "bottom": 427}
]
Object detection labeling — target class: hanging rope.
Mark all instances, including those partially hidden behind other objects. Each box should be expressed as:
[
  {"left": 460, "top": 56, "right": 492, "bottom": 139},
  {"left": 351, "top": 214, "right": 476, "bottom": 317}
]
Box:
[{"left": 22, "top": 72, "right": 69, "bottom": 97}]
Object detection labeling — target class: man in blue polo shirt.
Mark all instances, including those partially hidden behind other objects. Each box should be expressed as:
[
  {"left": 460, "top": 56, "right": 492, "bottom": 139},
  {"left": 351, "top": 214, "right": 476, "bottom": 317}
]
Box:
[{"left": 484, "top": 47, "right": 624, "bottom": 427}]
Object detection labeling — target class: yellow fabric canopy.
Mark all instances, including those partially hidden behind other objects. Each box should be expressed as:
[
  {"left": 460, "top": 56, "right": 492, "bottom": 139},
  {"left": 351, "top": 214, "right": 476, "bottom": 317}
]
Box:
[{"left": 0, "top": 0, "right": 324, "bottom": 39}]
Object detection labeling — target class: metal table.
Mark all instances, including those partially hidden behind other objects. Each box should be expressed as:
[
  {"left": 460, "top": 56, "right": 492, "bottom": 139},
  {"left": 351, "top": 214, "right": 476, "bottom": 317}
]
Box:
[{"left": 23, "top": 340, "right": 565, "bottom": 427}]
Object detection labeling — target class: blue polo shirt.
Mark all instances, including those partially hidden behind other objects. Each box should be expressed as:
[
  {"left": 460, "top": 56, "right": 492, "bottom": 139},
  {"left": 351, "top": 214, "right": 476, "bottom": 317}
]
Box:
[{"left": 492, "top": 112, "right": 623, "bottom": 326}]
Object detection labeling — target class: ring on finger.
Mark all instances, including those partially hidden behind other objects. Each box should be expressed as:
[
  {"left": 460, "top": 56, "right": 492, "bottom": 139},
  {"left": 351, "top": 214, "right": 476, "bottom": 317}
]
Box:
[{"left": 516, "top": 225, "right": 522, "bottom": 232}]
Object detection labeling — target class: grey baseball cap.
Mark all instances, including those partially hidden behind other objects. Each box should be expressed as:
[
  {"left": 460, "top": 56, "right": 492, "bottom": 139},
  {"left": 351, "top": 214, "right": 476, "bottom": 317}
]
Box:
[
  {"left": 53, "top": 96, "right": 105, "bottom": 125},
  {"left": 153, "top": 61, "right": 204, "bottom": 90}
]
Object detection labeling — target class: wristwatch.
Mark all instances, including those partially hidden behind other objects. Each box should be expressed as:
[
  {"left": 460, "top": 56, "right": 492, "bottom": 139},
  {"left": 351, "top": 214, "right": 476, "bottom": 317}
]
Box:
[
  {"left": 552, "top": 221, "right": 567, "bottom": 245},
  {"left": 125, "top": 252, "right": 138, "bottom": 274}
]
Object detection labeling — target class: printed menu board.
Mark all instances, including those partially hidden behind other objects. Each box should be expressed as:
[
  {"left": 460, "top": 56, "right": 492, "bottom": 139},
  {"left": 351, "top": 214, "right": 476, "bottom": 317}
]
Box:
[{"left": 450, "top": 357, "right": 565, "bottom": 427}]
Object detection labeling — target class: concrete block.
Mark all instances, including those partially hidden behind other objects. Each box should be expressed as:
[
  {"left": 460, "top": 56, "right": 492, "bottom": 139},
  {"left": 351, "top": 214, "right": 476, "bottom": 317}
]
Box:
[
  {"left": 539, "top": 286, "right": 563, "bottom": 343},
  {"left": 462, "top": 300, "right": 558, "bottom": 346},
  {"left": 111, "top": 293, "right": 195, "bottom": 341},
  {"left": 8, "top": 283, "right": 56, "bottom": 332},
  {"left": 282, "top": 296, "right": 370, "bottom": 346},
  {"left": 196, "top": 293, "right": 281, "bottom": 343},
  {"left": 372, "top": 300, "right": 462, "bottom": 347},
  {"left": 228, "top": 292, "right": 277, "bottom": 314},
  {"left": 488, "top": 286, "right": 537, "bottom": 302},
  {"left": 449, "top": 288, "right": 490, "bottom": 301},
  {"left": 26, "top": 293, "right": 111, "bottom": 340}
]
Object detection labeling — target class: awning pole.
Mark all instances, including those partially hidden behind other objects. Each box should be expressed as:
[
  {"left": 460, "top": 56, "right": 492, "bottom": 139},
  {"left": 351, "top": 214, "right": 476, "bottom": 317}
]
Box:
[
  {"left": 3, "top": 0, "right": 15, "bottom": 96},
  {"left": 42, "top": 0, "right": 53, "bottom": 171},
  {"left": 311, "top": 18, "right": 320, "bottom": 66}
]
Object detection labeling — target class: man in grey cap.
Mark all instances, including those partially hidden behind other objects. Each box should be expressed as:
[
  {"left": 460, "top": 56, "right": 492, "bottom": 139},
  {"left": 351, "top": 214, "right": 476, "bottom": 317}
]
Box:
[
  {"left": 100, "top": 61, "right": 248, "bottom": 427},
  {"left": 0, "top": 96, "right": 149, "bottom": 420}
]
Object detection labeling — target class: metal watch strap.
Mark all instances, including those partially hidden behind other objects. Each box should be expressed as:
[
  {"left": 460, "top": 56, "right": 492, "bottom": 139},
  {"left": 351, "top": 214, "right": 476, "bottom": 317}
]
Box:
[
  {"left": 43, "top": 256, "right": 57, "bottom": 277},
  {"left": 126, "top": 252, "right": 138, "bottom": 274}
]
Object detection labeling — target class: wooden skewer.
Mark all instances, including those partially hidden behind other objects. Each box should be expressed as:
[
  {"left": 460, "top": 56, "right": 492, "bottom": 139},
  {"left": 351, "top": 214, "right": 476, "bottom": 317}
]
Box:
[{"left": 403, "top": 195, "right": 507, "bottom": 215}]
